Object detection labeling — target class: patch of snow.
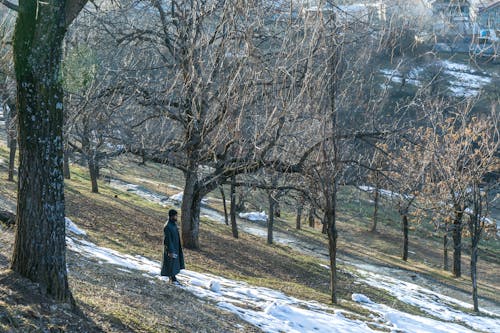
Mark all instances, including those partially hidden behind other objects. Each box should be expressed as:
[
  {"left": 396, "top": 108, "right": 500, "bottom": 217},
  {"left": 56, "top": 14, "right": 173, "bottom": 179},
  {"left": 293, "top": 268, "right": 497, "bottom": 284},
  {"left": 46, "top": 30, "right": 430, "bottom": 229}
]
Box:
[
  {"left": 65, "top": 217, "right": 86, "bottom": 236},
  {"left": 239, "top": 211, "right": 268, "bottom": 222}
]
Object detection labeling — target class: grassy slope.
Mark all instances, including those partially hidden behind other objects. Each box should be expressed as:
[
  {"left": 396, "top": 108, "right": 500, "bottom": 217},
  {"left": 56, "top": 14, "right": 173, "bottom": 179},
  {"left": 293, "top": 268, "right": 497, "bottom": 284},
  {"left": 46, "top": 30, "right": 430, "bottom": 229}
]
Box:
[{"left": 0, "top": 144, "right": 499, "bottom": 332}]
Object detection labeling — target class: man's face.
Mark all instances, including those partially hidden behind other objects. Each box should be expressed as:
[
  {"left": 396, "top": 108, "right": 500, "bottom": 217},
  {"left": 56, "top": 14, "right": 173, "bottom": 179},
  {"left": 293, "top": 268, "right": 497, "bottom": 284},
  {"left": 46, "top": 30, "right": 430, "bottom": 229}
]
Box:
[{"left": 171, "top": 214, "right": 178, "bottom": 221}]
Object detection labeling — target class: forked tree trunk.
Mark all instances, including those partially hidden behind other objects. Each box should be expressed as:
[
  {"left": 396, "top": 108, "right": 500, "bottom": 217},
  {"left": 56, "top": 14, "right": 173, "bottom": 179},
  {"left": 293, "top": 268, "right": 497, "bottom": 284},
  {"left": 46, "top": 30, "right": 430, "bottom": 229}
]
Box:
[{"left": 11, "top": 2, "right": 73, "bottom": 303}]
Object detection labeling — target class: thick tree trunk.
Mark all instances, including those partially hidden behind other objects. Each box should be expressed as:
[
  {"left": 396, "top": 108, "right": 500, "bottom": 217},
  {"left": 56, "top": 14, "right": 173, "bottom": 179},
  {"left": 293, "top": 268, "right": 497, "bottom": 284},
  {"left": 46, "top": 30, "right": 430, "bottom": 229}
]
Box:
[
  {"left": 452, "top": 211, "right": 463, "bottom": 278},
  {"left": 220, "top": 186, "right": 229, "bottom": 226},
  {"left": 371, "top": 185, "right": 379, "bottom": 232},
  {"left": 181, "top": 170, "right": 202, "bottom": 249},
  {"left": 267, "top": 193, "right": 275, "bottom": 245},
  {"left": 296, "top": 205, "right": 302, "bottom": 230},
  {"left": 11, "top": 3, "right": 73, "bottom": 303},
  {"left": 402, "top": 214, "right": 409, "bottom": 261},
  {"left": 230, "top": 175, "right": 238, "bottom": 238}
]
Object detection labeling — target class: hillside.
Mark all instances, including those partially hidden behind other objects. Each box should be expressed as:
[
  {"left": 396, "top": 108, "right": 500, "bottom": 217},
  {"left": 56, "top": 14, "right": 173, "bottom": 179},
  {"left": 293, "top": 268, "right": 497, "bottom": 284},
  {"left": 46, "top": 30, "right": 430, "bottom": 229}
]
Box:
[{"left": 0, "top": 142, "right": 499, "bottom": 332}]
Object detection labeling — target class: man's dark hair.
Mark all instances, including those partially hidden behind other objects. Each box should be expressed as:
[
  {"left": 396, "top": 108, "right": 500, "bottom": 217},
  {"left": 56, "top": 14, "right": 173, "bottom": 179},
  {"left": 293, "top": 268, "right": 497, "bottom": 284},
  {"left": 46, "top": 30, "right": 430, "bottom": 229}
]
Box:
[{"left": 168, "top": 209, "right": 178, "bottom": 217}]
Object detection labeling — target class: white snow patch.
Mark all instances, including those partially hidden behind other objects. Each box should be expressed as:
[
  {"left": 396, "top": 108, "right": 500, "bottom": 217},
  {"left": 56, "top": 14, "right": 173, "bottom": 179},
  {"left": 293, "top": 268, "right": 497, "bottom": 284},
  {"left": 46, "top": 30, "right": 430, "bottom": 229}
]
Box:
[{"left": 239, "top": 211, "right": 268, "bottom": 222}]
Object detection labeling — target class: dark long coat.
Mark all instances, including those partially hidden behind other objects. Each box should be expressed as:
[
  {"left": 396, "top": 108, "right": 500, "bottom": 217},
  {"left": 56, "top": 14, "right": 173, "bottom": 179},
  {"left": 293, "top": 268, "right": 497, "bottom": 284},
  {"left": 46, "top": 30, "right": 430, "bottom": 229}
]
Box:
[{"left": 160, "top": 219, "right": 185, "bottom": 277}]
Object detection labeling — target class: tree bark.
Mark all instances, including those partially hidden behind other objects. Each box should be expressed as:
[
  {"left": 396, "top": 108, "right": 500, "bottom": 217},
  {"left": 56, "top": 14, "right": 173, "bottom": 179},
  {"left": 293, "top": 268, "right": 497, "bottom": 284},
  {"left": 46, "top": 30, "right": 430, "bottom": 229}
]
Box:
[
  {"left": 63, "top": 141, "right": 71, "bottom": 180},
  {"left": 181, "top": 170, "right": 202, "bottom": 249},
  {"left": 220, "top": 186, "right": 229, "bottom": 226},
  {"left": 443, "top": 232, "right": 449, "bottom": 271},
  {"left": 10, "top": 1, "right": 73, "bottom": 303},
  {"left": 267, "top": 193, "right": 275, "bottom": 245},
  {"left": 470, "top": 242, "right": 479, "bottom": 312},
  {"left": 308, "top": 208, "right": 315, "bottom": 228},
  {"left": 452, "top": 210, "right": 463, "bottom": 278},
  {"left": 371, "top": 183, "right": 379, "bottom": 232},
  {"left": 88, "top": 157, "right": 99, "bottom": 193},
  {"left": 8, "top": 135, "right": 16, "bottom": 181},
  {"left": 230, "top": 175, "right": 238, "bottom": 238},
  {"left": 326, "top": 181, "right": 338, "bottom": 304},
  {"left": 296, "top": 205, "right": 302, "bottom": 230},
  {"left": 402, "top": 214, "right": 409, "bottom": 261}
]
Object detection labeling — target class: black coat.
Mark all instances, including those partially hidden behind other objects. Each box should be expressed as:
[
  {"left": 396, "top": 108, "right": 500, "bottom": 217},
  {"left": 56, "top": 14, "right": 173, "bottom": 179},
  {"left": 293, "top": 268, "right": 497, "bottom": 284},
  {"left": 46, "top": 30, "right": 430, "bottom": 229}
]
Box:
[{"left": 160, "top": 219, "right": 185, "bottom": 277}]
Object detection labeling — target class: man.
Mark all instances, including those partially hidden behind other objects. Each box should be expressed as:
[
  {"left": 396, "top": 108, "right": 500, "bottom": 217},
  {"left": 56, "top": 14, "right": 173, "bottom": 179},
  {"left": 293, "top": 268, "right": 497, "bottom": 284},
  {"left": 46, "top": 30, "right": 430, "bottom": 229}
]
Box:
[{"left": 161, "top": 209, "right": 185, "bottom": 285}]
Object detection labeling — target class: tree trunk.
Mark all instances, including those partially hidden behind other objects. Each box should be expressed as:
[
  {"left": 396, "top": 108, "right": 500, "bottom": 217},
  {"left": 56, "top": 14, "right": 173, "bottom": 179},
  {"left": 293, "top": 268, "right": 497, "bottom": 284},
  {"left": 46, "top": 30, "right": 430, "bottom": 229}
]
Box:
[
  {"left": 470, "top": 242, "right": 479, "bottom": 312},
  {"left": 88, "top": 157, "right": 99, "bottom": 193},
  {"left": 220, "top": 186, "right": 229, "bottom": 226},
  {"left": 443, "top": 232, "right": 449, "bottom": 271},
  {"left": 267, "top": 193, "right": 275, "bottom": 245},
  {"left": 296, "top": 205, "right": 302, "bottom": 230},
  {"left": 8, "top": 136, "right": 16, "bottom": 182},
  {"left": 326, "top": 183, "right": 338, "bottom": 304},
  {"left": 230, "top": 175, "right": 238, "bottom": 238},
  {"left": 452, "top": 211, "right": 463, "bottom": 278},
  {"left": 11, "top": 3, "right": 73, "bottom": 303},
  {"left": 308, "top": 208, "right": 315, "bottom": 228},
  {"left": 63, "top": 141, "right": 71, "bottom": 180},
  {"left": 5, "top": 102, "right": 17, "bottom": 182},
  {"left": 371, "top": 184, "right": 379, "bottom": 232},
  {"left": 402, "top": 214, "right": 409, "bottom": 261},
  {"left": 181, "top": 170, "right": 202, "bottom": 249}
]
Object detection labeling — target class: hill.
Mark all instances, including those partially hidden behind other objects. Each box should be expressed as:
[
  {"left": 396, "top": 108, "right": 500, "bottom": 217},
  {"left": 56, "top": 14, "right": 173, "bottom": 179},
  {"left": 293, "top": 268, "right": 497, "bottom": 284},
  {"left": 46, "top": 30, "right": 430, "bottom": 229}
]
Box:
[{"left": 0, "top": 143, "right": 499, "bottom": 332}]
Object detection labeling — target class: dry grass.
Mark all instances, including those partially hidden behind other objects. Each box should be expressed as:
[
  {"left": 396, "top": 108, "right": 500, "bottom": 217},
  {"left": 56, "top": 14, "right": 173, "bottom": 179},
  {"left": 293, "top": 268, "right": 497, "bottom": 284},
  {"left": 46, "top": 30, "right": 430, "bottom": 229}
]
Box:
[{"left": 0, "top": 145, "right": 498, "bottom": 332}]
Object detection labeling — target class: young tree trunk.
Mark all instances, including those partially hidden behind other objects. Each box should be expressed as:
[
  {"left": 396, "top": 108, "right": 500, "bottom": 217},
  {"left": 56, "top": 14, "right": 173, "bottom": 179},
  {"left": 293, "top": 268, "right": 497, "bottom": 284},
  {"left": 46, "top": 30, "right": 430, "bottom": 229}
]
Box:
[
  {"left": 181, "top": 170, "right": 202, "bottom": 249},
  {"left": 63, "top": 141, "right": 71, "bottom": 180},
  {"left": 220, "top": 186, "right": 229, "bottom": 226},
  {"left": 8, "top": 135, "right": 16, "bottom": 181},
  {"left": 308, "top": 208, "right": 315, "bottom": 228},
  {"left": 470, "top": 242, "right": 479, "bottom": 312},
  {"left": 11, "top": 3, "right": 73, "bottom": 303},
  {"left": 443, "top": 232, "right": 449, "bottom": 271},
  {"left": 267, "top": 193, "right": 276, "bottom": 245},
  {"left": 371, "top": 185, "right": 379, "bottom": 232},
  {"left": 230, "top": 175, "right": 238, "bottom": 238},
  {"left": 452, "top": 211, "right": 463, "bottom": 278},
  {"left": 88, "top": 157, "right": 99, "bottom": 193},
  {"left": 296, "top": 205, "right": 302, "bottom": 230},
  {"left": 325, "top": 182, "right": 339, "bottom": 304},
  {"left": 402, "top": 214, "right": 409, "bottom": 261}
]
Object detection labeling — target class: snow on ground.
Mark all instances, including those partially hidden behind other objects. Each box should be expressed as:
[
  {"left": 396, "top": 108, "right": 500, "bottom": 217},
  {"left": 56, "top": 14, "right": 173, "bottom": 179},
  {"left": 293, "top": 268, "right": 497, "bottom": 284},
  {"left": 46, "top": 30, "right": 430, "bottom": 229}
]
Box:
[
  {"left": 380, "top": 60, "right": 494, "bottom": 97},
  {"left": 239, "top": 211, "right": 268, "bottom": 222},
  {"left": 65, "top": 214, "right": 500, "bottom": 333}
]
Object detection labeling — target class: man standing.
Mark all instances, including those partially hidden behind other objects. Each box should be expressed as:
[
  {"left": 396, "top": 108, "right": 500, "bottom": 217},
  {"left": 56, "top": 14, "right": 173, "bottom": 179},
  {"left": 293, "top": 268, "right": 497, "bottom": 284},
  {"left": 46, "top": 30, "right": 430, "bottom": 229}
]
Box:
[{"left": 161, "top": 209, "right": 185, "bottom": 285}]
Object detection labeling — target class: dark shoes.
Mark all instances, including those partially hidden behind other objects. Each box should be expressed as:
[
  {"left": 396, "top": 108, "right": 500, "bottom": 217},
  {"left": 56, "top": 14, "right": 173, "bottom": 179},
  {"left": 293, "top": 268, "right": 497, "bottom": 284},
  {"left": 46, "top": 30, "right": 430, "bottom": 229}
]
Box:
[{"left": 170, "top": 276, "right": 182, "bottom": 286}]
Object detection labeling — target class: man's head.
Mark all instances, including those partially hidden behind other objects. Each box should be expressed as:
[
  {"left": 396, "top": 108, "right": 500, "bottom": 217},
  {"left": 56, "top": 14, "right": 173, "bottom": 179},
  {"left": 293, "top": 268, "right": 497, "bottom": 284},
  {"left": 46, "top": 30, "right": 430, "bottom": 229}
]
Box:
[{"left": 168, "top": 209, "right": 178, "bottom": 220}]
